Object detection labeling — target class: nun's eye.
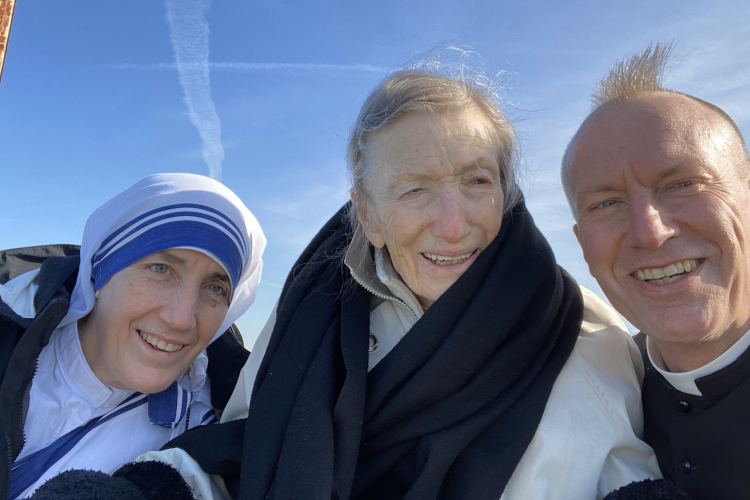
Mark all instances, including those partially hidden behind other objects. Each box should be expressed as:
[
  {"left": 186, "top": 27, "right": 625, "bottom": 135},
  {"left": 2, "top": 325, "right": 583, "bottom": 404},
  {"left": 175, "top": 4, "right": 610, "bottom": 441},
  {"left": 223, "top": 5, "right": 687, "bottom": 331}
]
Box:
[
  {"left": 207, "top": 283, "right": 228, "bottom": 296},
  {"left": 151, "top": 264, "right": 170, "bottom": 275}
]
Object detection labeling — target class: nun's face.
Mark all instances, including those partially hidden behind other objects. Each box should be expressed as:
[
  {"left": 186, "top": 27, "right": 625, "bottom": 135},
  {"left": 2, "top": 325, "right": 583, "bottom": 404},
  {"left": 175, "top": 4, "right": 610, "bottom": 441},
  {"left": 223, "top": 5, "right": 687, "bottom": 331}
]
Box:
[{"left": 78, "top": 248, "right": 231, "bottom": 394}]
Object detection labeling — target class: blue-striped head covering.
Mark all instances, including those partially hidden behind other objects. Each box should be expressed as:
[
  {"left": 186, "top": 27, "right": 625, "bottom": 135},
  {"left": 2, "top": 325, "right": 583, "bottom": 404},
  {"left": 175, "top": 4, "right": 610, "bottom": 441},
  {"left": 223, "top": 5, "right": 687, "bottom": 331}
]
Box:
[
  {"left": 59, "top": 173, "right": 266, "bottom": 376},
  {"left": 91, "top": 202, "right": 247, "bottom": 295}
]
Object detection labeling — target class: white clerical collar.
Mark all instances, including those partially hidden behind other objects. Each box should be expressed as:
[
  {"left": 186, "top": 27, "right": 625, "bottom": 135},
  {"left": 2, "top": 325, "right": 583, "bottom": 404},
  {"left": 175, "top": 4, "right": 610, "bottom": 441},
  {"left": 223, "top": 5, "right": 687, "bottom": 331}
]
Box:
[
  {"left": 55, "top": 321, "right": 133, "bottom": 409},
  {"left": 647, "top": 328, "right": 750, "bottom": 396}
]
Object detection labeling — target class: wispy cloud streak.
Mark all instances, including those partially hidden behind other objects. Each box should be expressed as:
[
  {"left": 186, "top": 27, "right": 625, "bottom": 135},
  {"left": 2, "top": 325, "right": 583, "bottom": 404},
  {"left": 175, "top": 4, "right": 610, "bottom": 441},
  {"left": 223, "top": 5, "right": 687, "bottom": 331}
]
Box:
[
  {"left": 166, "top": 0, "right": 223, "bottom": 180},
  {"left": 106, "top": 61, "right": 390, "bottom": 75}
]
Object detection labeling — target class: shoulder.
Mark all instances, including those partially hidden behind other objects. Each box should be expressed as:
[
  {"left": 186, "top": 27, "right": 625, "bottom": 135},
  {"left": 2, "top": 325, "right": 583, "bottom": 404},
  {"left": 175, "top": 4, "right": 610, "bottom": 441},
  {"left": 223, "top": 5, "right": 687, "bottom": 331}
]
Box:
[
  {"left": 579, "top": 286, "right": 627, "bottom": 335},
  {"left": 573, "top": 286, "right": 644, "bottom": 385},
  {"left": 505, "top": 289, "right": 659, "bottom": 498},
  {"left": 546, "top": 286, "right": 645, "bottom": 440}
]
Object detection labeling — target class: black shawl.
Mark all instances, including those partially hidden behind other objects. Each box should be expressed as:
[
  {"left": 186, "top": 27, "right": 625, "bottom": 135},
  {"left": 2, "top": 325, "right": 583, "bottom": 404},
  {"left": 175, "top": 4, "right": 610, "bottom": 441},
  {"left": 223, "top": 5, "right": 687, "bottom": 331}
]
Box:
[{"left": 166, "top": 200, "right": 583, "bottom": 500}]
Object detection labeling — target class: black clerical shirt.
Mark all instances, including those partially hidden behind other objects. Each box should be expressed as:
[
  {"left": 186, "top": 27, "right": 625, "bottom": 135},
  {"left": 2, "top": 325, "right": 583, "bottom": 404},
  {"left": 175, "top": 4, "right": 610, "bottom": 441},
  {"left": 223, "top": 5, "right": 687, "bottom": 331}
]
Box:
[{"left": 638, "top": 333, "right": 750, "bottom": 500}]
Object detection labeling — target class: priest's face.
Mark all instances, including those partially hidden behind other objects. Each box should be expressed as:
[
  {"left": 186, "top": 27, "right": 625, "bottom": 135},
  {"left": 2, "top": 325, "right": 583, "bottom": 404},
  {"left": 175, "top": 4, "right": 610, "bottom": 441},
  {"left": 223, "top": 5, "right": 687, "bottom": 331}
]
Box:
[
  {"left": 78, "top": 248, "right": 230, "bottom": 393},
  {"left": 362, "top": 108, "right": 504, "bottom": 309},
  {"left": 568, "top": 93, "right": 750, "bottom": 355}
]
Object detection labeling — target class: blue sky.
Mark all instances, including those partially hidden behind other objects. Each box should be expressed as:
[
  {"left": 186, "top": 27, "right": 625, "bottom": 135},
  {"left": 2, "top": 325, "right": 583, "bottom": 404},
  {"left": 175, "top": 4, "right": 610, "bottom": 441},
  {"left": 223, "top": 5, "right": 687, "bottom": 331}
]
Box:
[{"left": 2, "top": 0, "right": 749, "bottom": 345}]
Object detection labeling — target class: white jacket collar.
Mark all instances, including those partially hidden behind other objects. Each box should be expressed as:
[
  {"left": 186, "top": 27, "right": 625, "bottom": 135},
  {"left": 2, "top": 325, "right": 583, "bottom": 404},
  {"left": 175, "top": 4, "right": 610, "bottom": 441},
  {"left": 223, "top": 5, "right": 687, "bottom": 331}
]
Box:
[{"left": 344, "top": 237, "right": 423, "bottom": 320}]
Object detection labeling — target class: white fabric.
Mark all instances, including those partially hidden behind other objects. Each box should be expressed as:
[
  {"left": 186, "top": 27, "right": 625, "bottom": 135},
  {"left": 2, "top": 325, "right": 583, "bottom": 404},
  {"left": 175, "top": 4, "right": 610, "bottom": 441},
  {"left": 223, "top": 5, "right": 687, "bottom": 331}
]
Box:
[
  {"left": 0, "top": 269, "right": 40, "bottom": 319},
  {"left": 14, "top": 321, "right": 215, "bottom": 499},
  {"left": 646, "top": 328, "right": 750, "bottom": 396},
  {"left": 500, "top": 287, "right": 661, "bottom": 499},
  {"left": 143, "top": 251, "right": 661, "bottom": 500}
]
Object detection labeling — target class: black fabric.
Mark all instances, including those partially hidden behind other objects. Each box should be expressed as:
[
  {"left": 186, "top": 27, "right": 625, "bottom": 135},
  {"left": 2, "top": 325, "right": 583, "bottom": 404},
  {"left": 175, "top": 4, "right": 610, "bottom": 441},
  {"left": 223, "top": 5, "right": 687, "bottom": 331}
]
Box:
[
  {"left": 114, "top": 461, "right": 196, "bottom": 500},
  {"left": 28, "top": 470, "right": 146, "bottom": 500},
  {"left": 207, "top": 324, "right": 251, "bottom": 410},
  {"left": 641, "top": 345, "right": 750, "bottom": 500},
  {"left": 0, "top": 246, "right": 80, "bottom": 386},
  {"left": 169, "top": 200, "right": 583, "bottom": 500},
  {"left": 0, "top": 246, "right": 80, "bottom": 500},
  {"left": 165, "top": 418, "right": 247, "bottom": 483},
  {"left": 603, "top": 479, "right": 691, "bottom": 500},
  {"left": 27, "top": 462, "right": 198, "bottom": 500}
]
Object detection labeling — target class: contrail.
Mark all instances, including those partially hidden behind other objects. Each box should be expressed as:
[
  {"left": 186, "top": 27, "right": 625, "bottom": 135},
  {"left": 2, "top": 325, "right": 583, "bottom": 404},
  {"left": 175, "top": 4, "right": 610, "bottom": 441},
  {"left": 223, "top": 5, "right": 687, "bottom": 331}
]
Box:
[
  {"left": 165, "top": 0, "right": 223, "bottom": 180},
  {"left": 106, "top": 62, "right": 390, "bottom": 75}
]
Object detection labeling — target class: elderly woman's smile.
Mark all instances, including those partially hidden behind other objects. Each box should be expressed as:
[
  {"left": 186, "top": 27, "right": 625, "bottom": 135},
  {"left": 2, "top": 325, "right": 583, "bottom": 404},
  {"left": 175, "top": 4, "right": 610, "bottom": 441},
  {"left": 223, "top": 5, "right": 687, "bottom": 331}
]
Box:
[{"left": 363, "top": 107, "right": 505, "bottom": 308}]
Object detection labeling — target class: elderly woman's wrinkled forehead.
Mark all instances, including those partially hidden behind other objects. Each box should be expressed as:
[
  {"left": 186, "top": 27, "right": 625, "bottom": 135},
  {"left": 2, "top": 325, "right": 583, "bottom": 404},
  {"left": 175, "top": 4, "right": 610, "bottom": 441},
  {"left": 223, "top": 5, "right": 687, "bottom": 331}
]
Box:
[{"left": 364, "top": 107, "right": 504, "bottom": 194}]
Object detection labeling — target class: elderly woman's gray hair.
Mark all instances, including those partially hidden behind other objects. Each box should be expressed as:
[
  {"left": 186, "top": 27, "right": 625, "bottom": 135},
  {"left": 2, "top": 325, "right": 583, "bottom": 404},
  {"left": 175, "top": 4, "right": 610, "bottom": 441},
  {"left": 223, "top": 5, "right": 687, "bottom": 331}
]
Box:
[{"left": 346, "top": 68, "right": 521, "bottom": 250}]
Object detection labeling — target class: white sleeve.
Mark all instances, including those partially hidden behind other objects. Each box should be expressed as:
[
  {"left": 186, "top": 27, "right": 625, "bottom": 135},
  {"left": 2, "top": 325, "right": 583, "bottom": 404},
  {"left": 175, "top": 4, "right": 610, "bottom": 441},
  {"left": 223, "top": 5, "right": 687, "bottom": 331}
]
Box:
[
  {"left": 500, "top": 287, "right": 662, "bottom": 500},
  {"left": 579, "top": 287, "right": 663, "bottom": 498}
]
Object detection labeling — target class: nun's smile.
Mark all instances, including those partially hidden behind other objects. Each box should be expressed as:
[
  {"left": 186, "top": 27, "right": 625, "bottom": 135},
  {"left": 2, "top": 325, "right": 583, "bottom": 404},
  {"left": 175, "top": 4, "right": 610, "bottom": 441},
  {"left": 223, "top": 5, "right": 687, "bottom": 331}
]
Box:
[{"left": 78, "top": 248, "right": 230, "bottom": 394}]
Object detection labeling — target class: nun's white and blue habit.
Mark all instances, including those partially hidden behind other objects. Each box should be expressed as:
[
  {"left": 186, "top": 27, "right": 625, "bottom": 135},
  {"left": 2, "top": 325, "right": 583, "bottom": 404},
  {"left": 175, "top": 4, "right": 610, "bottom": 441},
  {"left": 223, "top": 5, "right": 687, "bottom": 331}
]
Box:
[{"left": 0, "top": 173, "right": 266, "bottom": 500}]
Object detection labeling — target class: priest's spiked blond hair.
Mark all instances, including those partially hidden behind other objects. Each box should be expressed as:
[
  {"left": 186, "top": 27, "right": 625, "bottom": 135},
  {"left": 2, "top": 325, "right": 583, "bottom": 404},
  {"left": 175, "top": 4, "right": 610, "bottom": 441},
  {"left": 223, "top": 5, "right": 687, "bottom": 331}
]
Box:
[
  {"left": 561, "top": 41, "right": 749, "bottom": 218},
  {"left": 590, "top": 41, "right": 675, "bottom": 109}
]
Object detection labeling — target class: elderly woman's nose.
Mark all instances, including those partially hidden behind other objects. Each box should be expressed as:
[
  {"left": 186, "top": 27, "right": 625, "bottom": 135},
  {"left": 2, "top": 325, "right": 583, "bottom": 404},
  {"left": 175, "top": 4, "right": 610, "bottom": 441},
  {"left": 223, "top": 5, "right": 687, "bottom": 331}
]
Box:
[
  {"left": 432, "top": 190, "right": 472, "bottom": 241},
  {"left": 159, "top": 288, "right": 199, "bottom": 331}
]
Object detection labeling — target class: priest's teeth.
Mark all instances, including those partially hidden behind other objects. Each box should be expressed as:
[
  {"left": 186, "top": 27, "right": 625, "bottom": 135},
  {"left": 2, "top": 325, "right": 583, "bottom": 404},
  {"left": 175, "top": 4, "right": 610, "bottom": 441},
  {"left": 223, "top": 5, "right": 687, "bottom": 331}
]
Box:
[
  {"left": 634, "top": 259, "right": 700, "bottom": 285},
  {"left": 422, "top": 251, "right": 474, "bottom": 266},
  {"left": 139, "top": 331, "right": 184, "bottom": 352}
]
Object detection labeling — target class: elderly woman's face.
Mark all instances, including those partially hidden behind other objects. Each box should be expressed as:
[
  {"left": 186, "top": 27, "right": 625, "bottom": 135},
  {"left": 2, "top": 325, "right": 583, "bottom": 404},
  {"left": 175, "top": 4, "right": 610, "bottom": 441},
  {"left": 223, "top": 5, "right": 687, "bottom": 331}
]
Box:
[
  {"left": 364, "top": 108, "right": 504, "bottom": 308},
  {"left": 78, "top": 248, "right": 230, "bottom": 393}
]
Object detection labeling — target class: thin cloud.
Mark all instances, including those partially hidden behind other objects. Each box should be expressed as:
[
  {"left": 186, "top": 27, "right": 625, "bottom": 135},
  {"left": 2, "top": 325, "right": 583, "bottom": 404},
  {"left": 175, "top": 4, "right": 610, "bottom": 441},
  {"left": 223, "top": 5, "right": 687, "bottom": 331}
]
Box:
[
  {"left": 165, "top": 0, "right": 223, "bottom": 180},
  {"left": 105, "top": 61, "right": 390, "bottom": 75}
]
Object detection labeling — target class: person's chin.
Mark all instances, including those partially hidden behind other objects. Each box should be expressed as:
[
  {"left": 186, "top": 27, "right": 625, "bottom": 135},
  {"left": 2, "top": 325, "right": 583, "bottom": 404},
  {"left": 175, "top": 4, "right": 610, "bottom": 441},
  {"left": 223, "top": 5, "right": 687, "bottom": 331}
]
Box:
[
  {"left": 126, "top": 371, "right": 180, "bottom": 394},
  {"left": 631, "top": 304, "right": 714, "bottom": 342}
]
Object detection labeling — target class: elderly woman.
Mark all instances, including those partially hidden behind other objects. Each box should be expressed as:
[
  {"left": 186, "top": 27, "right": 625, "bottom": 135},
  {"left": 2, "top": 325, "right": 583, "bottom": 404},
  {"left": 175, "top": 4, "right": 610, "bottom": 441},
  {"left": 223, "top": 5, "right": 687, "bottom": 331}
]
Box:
[
  {"left": 0, "top": 173, "right": 265, "bottom": 499},
  {"left": 30, "top": 70, "right": 666, "bottom": 500}
]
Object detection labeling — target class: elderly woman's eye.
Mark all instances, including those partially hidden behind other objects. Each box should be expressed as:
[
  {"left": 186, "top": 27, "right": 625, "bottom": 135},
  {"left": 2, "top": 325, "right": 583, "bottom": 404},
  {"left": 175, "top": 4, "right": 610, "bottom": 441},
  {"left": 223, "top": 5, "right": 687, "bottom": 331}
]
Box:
[
  {"left": 401, "top": 187, "right": 423, "bottom": 197},
  {"left": 150, "top": 264, "right": 170, "bottom": 274},
  {"left": 597, "top": 200, "right": 616, "bottom": 209}
]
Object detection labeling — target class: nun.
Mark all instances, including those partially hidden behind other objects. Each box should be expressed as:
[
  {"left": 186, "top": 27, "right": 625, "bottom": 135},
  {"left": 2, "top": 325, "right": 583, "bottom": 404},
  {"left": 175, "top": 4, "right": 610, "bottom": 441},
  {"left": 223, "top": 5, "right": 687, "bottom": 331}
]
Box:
[{"left": 0, "top": 173, "right": 266, "bottom": 499}]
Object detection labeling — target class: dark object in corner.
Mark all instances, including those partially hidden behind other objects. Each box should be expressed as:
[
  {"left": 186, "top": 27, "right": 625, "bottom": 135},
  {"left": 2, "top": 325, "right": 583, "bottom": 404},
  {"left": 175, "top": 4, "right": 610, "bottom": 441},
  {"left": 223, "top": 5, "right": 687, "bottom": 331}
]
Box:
[
  {"left": 604, "top": 479, "right": 691, "bottom": 500},
  {"left": 114, "top": 461, "right": 195, "bottom": 500},
  {"left": 28, "top": 470, "right": 144, "bottom": 500},
  {"left": 28, "top": 461, "right": 195, "bottom": 500}
]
